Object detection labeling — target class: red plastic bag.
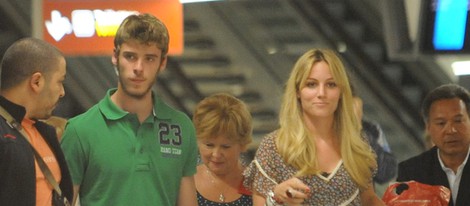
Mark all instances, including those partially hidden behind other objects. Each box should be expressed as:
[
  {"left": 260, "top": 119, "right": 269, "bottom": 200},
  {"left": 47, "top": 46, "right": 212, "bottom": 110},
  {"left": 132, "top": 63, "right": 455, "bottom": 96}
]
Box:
[{"left": 382, "top": 181, "right": 451, "bottom": 206}]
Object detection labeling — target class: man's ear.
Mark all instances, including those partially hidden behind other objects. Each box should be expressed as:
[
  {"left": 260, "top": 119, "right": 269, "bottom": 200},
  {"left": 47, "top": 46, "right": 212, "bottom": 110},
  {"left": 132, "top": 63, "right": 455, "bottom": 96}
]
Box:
[
  {"left": 111, "top": 51, "right": 118, "bottom": 66},
  {"left": 29, "top": 72, "right": 43, "bottom": 93},
  {"left": 158, "top": 55, "right": 168, "bottom": 73},
  {"left": 425, "top": 122, "right": 431, "bottom": 133},
  {"left": 111, "top": 52, "right": 119, "bottom": 75}
]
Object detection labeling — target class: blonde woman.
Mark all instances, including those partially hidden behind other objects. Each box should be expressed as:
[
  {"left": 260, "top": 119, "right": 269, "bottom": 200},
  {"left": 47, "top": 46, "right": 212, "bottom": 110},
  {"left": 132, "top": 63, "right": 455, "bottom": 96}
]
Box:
[
  {"left": 243, "top": 49, "right": 384, "bottom": 205},
  {"left": 193, "top": 93, "right": 253, "bottom": 205}
]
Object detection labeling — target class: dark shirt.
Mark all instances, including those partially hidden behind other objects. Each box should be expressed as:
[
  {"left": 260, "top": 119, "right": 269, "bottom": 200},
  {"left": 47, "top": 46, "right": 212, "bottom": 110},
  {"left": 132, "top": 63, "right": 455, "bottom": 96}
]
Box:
[
  {"left": 197, "top": 191, "right": 252, "bottom": 206},
  {"left": 397, "top": 146, "right": 470, "bottom": 206},
  {"left": 362, "top": 120, "right": 398, "bottom": 184},
  {"left": 0, "top": 96, "right": 73, "bottom": 205}
]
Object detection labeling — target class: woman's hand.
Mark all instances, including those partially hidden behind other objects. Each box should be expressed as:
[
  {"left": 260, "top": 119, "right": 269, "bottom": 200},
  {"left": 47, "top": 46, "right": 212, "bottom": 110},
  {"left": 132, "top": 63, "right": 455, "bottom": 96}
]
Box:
[
  {"left": 360, "top": 183, "right": 385, "bottom": 206},
  {"left": 272, "top": 177, "right": 310, "bottom": 206}
]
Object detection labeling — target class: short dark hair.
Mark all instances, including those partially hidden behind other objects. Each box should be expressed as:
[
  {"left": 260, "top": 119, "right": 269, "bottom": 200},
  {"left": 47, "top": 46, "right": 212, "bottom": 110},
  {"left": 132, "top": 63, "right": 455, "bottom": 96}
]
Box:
[
  {"left": 421, "top": 83, "right": 470, "bottom": 122},
  {"left": 0, "top": 37, "right": 63, "bottom": 90},
  {"left": 113, "top": 13, "right": 169, "bottom": 57}
]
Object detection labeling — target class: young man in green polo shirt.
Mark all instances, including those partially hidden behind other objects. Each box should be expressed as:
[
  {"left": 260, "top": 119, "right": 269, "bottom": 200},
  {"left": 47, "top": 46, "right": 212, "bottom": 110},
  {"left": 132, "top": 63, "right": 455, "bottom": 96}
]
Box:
[{"left": 61, "top": 14, "right": 198, "bottom": 206}]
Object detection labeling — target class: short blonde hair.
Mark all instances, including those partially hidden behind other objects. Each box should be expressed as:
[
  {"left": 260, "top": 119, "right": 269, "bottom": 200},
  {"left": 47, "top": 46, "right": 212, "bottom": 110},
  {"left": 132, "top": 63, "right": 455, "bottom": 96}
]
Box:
[{"left": 193, "top": 93, "right": 253, "bottom": 146}]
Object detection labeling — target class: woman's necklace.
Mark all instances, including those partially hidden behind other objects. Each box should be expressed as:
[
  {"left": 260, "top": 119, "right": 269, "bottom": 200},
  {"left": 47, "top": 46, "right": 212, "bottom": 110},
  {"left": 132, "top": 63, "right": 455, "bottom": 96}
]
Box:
[{"left": 205, "top": 166, "right": 229, "bottom": 203}]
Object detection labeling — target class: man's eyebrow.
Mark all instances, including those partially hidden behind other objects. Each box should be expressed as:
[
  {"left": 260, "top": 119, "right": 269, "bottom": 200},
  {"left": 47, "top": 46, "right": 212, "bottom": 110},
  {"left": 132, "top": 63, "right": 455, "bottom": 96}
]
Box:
[
  {"left": 431, "top": 114, "right": 464, "bottom": 120},
  {"left": 121, "top": 51, "right": 136, "bottom": 55},
  {"left": 145, "top": 54, "right": 159, "bottom": 58},
  {"left": 454, "top": 114, "right": 464, "bottom": 118}
]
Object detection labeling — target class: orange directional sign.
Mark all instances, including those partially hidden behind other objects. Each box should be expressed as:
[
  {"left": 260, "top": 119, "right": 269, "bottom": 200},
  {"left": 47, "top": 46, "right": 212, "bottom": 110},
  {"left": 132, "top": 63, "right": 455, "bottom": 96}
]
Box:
[{"left": 37, "top": 0, "right": 183, "bottom": 56}]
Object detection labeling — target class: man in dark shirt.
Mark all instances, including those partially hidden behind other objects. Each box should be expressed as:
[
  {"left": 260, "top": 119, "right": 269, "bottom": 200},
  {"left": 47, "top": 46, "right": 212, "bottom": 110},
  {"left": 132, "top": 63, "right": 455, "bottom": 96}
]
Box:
[
  {"left": 0, "top": 38, "right": 72, "bottom": 205},
  {"left": 397, "top": 84, "right": 470, "bottom": 206}
]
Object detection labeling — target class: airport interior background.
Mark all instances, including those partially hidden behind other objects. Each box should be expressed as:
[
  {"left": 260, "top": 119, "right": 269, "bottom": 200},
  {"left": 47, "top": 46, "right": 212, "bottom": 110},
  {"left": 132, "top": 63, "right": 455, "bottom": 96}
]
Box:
[{"left": 1, "top": 0, "right": 469, "bottom": 196}]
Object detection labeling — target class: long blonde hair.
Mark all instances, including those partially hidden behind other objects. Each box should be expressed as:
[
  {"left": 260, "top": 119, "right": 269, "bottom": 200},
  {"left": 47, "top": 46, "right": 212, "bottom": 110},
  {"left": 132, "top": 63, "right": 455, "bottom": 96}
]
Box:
[{"left": 276, "top": 49, "right": 376, "bottom": 189}]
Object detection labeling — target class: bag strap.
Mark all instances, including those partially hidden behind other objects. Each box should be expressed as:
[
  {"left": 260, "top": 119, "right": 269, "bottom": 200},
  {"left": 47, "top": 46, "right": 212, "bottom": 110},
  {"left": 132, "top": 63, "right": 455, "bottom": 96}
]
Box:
[{"left": 0, "top": 106, "right": 63, "bottom": 196}]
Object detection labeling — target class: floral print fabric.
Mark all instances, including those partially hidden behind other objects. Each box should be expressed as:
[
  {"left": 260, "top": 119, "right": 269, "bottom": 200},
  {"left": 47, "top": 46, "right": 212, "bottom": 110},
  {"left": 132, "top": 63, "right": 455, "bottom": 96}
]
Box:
[{"left": 243, "top": 131, "right": 362, "bottom": 205}]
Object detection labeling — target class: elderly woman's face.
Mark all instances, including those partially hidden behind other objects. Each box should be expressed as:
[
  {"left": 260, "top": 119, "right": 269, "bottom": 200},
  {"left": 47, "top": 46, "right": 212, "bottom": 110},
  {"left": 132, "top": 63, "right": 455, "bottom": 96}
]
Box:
[{"left": 198, "top": 135, "right": 245, "bottom": 176}]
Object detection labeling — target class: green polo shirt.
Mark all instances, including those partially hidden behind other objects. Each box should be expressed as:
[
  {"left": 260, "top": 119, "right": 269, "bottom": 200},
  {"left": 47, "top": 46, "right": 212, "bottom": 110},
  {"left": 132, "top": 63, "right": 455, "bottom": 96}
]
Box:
[{"left": 61, "top": 89, "right": 198, "bottom": 206}]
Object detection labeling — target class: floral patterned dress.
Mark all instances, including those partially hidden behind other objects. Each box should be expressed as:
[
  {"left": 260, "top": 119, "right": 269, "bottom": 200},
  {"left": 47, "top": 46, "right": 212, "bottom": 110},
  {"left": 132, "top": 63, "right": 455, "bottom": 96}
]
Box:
[
  {"left": 243, "top": 131, "right": 363, "bottom": 205},
  {"left": 197, "top": 192, "right": 252, "bottom": 206},
  {"left": 197, "top": 180, "right": 253, "bottom": 206}
]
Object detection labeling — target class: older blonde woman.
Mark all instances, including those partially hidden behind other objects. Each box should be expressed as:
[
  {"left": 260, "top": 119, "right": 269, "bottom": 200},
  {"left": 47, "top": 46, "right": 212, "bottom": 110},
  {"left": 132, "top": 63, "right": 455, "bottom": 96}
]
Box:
[{"left": 193, "top": 93, "right": 253, "bottom": 205}]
